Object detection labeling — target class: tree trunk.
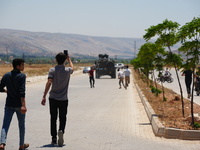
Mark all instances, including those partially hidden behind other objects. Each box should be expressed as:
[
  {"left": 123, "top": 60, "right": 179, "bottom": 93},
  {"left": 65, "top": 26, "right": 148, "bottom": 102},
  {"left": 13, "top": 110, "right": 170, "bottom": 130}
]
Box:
[
  {"left": 190, "top": 67, "right": 196, "bottom": 125},
  {"left": 174, "top": 67, "right": 185, "bottom": 117},
  {"left": 161, "top": 81, "right": 165, "bottom": 101},
  {"left": 152, "top": 70, "right": 158, "bottom": 89},
  {"left": 168, "top": 46, "right": 185, "bottom": 117}
]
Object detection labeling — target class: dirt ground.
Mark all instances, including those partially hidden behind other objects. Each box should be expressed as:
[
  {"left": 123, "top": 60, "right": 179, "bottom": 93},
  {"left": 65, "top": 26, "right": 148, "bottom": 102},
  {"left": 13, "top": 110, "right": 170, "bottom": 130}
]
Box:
[
  {"left": 0, "top": 64, "right": 82, "bottom": 77},
  {"left": 133, "top": 69, "right": 200, "bottom": 130}
]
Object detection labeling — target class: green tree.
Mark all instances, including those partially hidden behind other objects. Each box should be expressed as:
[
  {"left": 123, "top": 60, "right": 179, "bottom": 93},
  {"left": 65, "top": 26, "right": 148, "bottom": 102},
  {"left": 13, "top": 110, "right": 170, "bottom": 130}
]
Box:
[
  {"left": 130, "top": 58, "right": 142, "bottom": 70},
  {"left": 143, "top": 19, "right": 185, "bottom": 117},
  {"left": 154, "top": 52, "right": 167, "bottom": 101},
  {"left": 178, "top": 17, "right": 200, "bottom": 125},
  {"left": 131, "top": 43, "right": 166, "bottom": 100},
  {"left": 137, "top": 43, "right": 155, "bottom": 85}
]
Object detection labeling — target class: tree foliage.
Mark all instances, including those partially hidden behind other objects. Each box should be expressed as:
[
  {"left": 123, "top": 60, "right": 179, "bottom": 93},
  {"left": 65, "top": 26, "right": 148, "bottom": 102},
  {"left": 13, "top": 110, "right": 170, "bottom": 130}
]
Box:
[
  {"left": 178, "top": 17, "right": 200, "bottom": 125},
  {"left": 142, "top": 19, "right": 185, "bottom": 117},
  {"left": 144, "top": 19, "right": 180, "bottom": 49}
]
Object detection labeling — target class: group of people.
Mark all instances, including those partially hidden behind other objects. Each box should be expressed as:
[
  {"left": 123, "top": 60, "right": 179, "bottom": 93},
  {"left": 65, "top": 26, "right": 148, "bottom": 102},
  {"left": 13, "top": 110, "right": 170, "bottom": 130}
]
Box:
[
  {"left": 0, "top": 52, "right": 73, "bottom": 150},
  {"left": 117, "top": 65, "right": 131, "bottom": 89},
  {"left": 0, "top": 54, "right": 131, "bottom": 150},
  {"left": 2, "top": 52, "right": 199, "bottom": 150},
  {"left": 86, "top": 65, "right": 131, "bottom": 90}
]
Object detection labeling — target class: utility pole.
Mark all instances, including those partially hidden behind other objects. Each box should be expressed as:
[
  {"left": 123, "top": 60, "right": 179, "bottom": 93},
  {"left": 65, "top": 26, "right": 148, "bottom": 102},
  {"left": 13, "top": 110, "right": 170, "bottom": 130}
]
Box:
[
  {"left": 115, "top": 55, "right": 117, "bottom": 60},
  {"left": 133, "top": 40, "right": 136, "bottom": 58},
  {"left": 6, "top": 45, "right": 9, "bottom": 61},
  {"left": 22, "top": 53, "right": 25, "bottom": 60}
]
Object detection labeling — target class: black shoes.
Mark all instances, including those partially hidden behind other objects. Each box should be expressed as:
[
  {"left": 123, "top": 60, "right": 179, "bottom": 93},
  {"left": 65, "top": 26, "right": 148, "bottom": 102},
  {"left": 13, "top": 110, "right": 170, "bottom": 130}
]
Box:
[{"left": 51, "top": 138, "right": 57, "bottom": 145}]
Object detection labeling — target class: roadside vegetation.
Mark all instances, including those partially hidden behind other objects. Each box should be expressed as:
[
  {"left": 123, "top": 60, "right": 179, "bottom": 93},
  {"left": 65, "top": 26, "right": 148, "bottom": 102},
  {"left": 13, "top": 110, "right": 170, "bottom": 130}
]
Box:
[
  {"left": 133, "top": 68, "right": 200, "bottom": 130},
  {"left": 131, "top": 17, "right": 200, "bottom": 127}
]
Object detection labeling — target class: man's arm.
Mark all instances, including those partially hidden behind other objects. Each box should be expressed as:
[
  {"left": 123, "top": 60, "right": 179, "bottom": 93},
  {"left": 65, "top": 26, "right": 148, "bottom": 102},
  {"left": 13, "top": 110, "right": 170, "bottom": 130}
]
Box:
[
  {"left": 67, "top": 57, "right": 74, "bottom": 71},
  {"left": 182, "top": 71, "right": 185, "bottom": 76},
  {"left": 41, "top": 78, "right": 52, "bottom": 106},
  {"left": 20, "top": 75, "right": 26, "bottom": 114},
  {"left": 0, "top": 76, "right": 6, "bottom": 93},
  {"left": 20, "top": 97, "right": 27, "bottom": 114}
]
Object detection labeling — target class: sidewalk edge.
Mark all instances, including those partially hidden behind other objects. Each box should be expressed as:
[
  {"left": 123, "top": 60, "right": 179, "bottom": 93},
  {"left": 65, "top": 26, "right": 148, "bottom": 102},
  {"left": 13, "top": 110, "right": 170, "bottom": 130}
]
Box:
[{"left": 134, "top": 82, "right": 200, "bottom": 140}]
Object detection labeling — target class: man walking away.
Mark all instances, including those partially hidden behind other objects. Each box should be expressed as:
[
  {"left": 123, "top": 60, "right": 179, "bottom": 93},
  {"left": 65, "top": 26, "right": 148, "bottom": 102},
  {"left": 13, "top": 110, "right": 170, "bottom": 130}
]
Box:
[
  {"left": 123, "top": 65, "right": 131, "bottom": 88},
  {"left": 182, "top": 69, "right": 193, "bottom": 99},
  {"left": 88, "top": 67, "right": 95, "bottom": 88},
  {"left": 41, "top": 52, "right": 74, "bottom": 147},
  {"left": 0, "top": 59, "right": 29, "bottom": 150},
  {"left": 117, "top": 68, "right": 126, "bottom": 89}
]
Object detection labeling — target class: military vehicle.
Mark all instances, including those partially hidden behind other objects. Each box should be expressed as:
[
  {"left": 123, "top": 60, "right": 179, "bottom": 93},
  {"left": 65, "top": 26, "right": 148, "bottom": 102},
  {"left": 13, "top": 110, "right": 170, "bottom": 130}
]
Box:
[{"left": 95, "top": 54, "right": 116, "bottom": 79}]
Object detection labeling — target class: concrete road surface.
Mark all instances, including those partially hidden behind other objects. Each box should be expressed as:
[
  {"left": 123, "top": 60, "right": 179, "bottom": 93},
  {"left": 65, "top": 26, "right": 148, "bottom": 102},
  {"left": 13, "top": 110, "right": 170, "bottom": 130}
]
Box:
[{"left": 0, "top": 72, "right": 200, "bottom": 150}]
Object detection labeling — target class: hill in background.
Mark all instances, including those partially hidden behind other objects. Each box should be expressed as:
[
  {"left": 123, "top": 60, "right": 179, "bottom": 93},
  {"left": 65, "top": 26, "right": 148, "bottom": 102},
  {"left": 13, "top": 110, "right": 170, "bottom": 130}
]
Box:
[
  {"left": 0, "top": 29, "right": 181, "bottom": 59},
  {"left": 0, "top": 29, "right": 148, "bottom": 59}
]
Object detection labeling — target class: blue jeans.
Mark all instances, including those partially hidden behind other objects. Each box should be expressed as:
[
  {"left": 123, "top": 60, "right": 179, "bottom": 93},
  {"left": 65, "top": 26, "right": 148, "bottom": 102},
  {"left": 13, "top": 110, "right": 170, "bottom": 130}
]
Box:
[{"left": 0, "top": 107, "right": 25, "bottom": 146}]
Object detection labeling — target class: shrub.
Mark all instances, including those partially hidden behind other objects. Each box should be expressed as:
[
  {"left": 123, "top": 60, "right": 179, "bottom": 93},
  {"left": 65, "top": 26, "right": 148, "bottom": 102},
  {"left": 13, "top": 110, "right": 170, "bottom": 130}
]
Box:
[{"left": 150, "top": 86, "right": 162, "bottom": 96}]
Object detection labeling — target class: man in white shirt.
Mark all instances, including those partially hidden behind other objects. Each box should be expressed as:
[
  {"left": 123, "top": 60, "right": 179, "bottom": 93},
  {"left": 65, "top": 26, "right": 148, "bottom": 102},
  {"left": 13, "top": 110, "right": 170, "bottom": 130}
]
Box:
[
  {"left": 117, "top": 68, "right": 126, "bottom": 89},
  {"left": 123, "top": 65, "right": 131, "bottom": 87}
]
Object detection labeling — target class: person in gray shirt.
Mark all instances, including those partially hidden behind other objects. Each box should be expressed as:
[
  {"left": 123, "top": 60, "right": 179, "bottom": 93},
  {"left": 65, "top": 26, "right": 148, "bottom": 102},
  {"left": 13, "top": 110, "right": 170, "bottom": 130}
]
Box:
[{"left": 41, "top": 52, "right": 73, "bottom": 147}]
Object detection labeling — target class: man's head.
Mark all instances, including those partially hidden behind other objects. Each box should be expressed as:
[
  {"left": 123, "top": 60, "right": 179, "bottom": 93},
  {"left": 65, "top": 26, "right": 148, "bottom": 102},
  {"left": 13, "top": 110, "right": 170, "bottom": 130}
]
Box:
[
  {"left": 55, "top": 52, "right": 66, "bottom": 65},
  {"left": 12, "top": 58, "right": 25, "bottom": 71}
]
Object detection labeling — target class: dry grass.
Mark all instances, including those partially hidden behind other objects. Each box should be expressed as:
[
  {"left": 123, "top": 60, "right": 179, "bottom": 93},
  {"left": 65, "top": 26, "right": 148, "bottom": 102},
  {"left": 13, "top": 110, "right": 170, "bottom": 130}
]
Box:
[
  {"left": 133, "top": 69, "right": 200, "bottom": 130},
  {"left": 0, "top": 63, "right": 83, "bottom": 77},
  {"left": 0, "top": 64, "right": 52, "bottom": 77}
]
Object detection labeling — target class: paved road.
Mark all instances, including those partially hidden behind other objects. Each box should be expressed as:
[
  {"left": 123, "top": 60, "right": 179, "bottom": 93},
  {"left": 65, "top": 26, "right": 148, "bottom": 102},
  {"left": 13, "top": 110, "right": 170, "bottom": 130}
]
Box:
[{"left": 0, "top": 71, "right": 200, "bottom": 150}]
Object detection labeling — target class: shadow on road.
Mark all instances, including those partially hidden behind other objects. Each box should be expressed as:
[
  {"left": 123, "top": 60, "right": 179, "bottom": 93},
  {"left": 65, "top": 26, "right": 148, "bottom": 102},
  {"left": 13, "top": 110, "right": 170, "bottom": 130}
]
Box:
[{"left": 37, "top": 144, "right": 66, "bottom": 148}]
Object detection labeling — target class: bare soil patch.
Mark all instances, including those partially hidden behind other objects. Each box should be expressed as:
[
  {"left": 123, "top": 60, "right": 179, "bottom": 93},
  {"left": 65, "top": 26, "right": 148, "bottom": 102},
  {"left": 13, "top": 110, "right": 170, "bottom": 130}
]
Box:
[{"left": 133, "top": 69, "right": 200, "bottom": 130}]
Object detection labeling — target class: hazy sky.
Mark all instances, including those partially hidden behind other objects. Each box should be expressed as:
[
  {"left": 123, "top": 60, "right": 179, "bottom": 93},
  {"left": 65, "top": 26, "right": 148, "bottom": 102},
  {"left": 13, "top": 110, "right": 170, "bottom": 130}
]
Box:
[{"left": 0, "top": 0, "right": 199, "bottom": 38}]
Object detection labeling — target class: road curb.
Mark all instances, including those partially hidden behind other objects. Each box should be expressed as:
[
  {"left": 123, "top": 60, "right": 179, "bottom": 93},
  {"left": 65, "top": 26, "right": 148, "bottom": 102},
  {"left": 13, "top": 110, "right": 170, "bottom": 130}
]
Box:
[{"left": 134, "top": 82, "right": 200, "bottom": 140}]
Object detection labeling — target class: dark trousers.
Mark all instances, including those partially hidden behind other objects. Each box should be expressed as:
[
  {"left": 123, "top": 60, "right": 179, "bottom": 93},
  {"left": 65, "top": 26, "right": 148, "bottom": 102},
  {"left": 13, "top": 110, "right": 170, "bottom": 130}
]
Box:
[
  {"left": 49, "top": 98, "right": 68, "bottom": 139},
  {"left": 185, "top": 80, "right": 192, "bottom": 95},
  {"left": 89, "top": 76, "right": 95, "bottom": 86}
]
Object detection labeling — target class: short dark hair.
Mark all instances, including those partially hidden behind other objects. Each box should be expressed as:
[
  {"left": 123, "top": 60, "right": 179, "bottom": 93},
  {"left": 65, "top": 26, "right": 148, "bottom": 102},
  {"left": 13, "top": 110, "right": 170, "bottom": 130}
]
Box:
[
  {"left": 55, "top": 52, "right": 66, "bottom": 65},
  {"left": 12, "top": 58, "right": 25, "bottom": 69}
]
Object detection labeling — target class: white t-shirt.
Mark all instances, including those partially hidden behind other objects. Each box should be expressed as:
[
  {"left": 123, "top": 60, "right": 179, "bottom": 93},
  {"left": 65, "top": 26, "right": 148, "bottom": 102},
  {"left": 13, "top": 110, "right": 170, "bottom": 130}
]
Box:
[
  {"left": 123, "top": 69, "right": 131, "bottom": 77},
  {"left": 118, "top": 71, "right": 124, "bottom": 79}
]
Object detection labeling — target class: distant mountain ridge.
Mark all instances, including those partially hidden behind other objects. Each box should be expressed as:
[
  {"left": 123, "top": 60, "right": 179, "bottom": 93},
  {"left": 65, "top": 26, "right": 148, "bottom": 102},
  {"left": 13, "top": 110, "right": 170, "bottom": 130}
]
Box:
[{"left": 0, "top": 29, "right": 150, "bottom": 58}]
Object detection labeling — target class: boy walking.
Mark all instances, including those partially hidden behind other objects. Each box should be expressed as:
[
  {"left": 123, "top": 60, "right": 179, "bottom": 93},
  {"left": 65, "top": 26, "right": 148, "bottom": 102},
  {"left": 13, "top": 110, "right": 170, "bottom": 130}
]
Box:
[
  {"left": 41, "top": 52, "right": 73, "bottom": 147},
  {"left": 117, "top": 68, "right": 126, "bottom": 89},
  {"left": 88, "top": 67, "right": 95, "bottom": 88},
  {"left": 123, "top": 65, "right": 131, "bottom": 88},
  {"left": 0, "top": 59, "right": 29, "bottom": 150}
]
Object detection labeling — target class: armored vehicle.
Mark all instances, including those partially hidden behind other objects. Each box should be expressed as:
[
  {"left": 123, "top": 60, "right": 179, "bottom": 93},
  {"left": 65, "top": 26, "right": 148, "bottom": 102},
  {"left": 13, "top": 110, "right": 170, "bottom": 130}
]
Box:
[{"left": 95, "top": 54, "right": 116, "bottom": 79}]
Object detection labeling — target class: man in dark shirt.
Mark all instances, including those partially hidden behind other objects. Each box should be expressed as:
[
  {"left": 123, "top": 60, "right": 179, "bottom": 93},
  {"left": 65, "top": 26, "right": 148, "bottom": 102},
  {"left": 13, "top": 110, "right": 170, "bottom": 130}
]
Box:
[
  {"left": 0, "top": 59, "right": 29, "bottom": 150},
  {"left": 88, "top": 67, "right": 95, "bottom": 88}
]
